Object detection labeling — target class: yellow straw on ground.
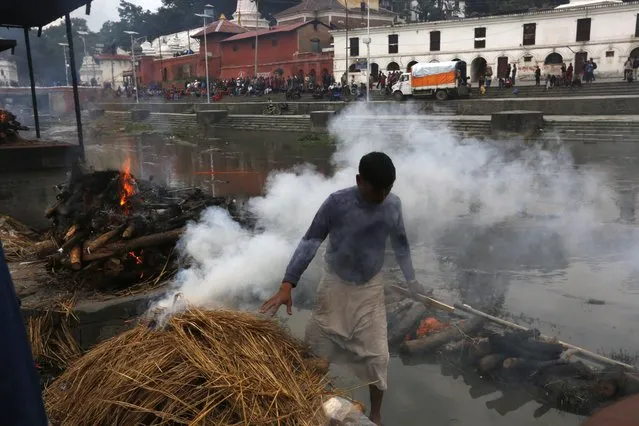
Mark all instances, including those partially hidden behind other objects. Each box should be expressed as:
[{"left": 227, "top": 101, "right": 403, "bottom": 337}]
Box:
[{"left": 44, "top": 309, "right": 331, "bottom": 425}]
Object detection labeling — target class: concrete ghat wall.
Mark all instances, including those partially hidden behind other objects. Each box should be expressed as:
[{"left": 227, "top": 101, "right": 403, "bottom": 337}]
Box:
[{"left": 100, "top": 96, "right": 639, "bottom": 116}]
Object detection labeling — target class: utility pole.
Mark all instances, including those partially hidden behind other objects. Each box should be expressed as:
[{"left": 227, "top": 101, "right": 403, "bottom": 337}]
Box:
[
  {"left": 365, "top": 0, "right": 370, "bottom": 102},
  {"left": 253, "top": 0, "right": 259, "bottom": 77},
  {"left": 345, "top": 3, "right": 349, "bottom": 84},
  {"left": 58, "top": 43, "right": 70, "bottom": 86},
  {"left": 124, "top": 30, "right": 140, "bottom": 103},
  {"left": 195, "top": 5, "right": 215, "bottom": 103}
]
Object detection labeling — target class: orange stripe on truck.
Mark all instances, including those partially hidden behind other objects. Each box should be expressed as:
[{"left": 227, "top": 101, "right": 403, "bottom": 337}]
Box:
[{"left": 412, "top": 70, "right": 456, "bottom": 87}]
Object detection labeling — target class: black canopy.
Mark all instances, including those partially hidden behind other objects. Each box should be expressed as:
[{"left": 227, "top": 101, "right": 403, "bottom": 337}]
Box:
[
  {"left": 0, "top": 39, "right": 17, "bottom": 54},
  {"left": 0, "top": 0, "right": 92, "bottom": 28},
  {"left": 0, "top": 0, "right": 89, "bottom": 157}
]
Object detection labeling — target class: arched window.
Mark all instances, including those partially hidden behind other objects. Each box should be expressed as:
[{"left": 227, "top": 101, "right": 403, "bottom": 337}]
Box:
[{"left": 544, "top": 52, "right": 563, "bottom": 65}]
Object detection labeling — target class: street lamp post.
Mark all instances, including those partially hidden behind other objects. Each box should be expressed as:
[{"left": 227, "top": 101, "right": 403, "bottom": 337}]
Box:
[
  {"left": 124, "top": 31, "right": 139, "bottom": 103},
  {"left": 252, "top": 0, "right": 259, "bottom": 77},
  {"left": 58, "top": 43, "right": 70, "bottom": 86},
  {"left": 364, "top": 0, "right": 371, "bottom": 103},
  {"left": 195, "top": 4, "right": 215, "bottom": 104}
]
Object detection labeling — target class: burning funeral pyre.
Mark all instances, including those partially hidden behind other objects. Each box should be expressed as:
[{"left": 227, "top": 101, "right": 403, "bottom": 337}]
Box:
[
  {"left": 36, "top": 160, "right": 248, "bottom": 290},
  {"left": 385, "top": 294, "right": 639, "bottom": 418},
  {"left": 0, "top": 108, "right": 28, "bottom": 143}
]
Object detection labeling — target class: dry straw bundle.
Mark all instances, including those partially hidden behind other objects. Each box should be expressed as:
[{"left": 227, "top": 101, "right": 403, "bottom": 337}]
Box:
[
  {"left": 0, "top": 215, "right": 39, "bottom": 261},
  {"left": 45, "top": 309, "right": 332, "bottom": 425}
]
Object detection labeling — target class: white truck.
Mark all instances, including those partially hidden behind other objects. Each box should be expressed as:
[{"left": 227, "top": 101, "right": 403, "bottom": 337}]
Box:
[{"left": 392, "top": 60, "right": 470, "bottom": 101}]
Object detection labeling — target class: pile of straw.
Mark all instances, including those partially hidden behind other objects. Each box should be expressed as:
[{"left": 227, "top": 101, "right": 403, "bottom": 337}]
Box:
[
  {"left": 0, "top": 215, "right": 38, "bottom": 261},
  {"left": 27, "top": 299, "right": 82, "bottom": 386},
  {"left": 45, "top": 309, "right": 331, "bottom": 425}
]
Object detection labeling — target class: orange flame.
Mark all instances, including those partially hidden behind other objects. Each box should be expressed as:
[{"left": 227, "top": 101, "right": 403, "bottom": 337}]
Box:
[
  {"left": 129, "top": 250, "right": 143, "bottom": 265},
  {"left": 406, "top": 317, "right": 450, "bottom": 341},
  {"left": 119, "top": 158, "right": 136, "bottom": 212}
]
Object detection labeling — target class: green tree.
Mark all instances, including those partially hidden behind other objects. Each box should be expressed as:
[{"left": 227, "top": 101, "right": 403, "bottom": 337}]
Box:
[{"left": 1, "top": 18, "right": 92, "bottom": 86}]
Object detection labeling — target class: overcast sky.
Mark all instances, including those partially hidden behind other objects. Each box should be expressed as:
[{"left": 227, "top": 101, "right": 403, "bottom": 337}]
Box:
[{"left": 72, "top": 0, "right": 163, "bottom": 31}]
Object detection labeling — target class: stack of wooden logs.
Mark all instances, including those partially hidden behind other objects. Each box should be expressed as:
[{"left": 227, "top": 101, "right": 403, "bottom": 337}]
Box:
[
  {"left": 0, "top": 108, "right": 28, "bottom": 143},
  {"left": 392, "top": 307, "right": 633, "bottom": 416},
  {"left": 35, "top": 163, "right": 247, "bottom": 290}
]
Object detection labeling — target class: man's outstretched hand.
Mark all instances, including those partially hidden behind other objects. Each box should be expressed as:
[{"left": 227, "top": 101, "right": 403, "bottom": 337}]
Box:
[
  {"left": 408, "top": 279, "right": 433, "bottom": 298},
  {"left": 260, "top": 282, "right": 294, "bottom": 316}
]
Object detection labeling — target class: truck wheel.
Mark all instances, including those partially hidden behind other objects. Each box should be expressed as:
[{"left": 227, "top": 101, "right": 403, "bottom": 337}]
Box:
[
  {"left": 393, "top": 91, "right": 405, "bottom": 102},
  {"left": 435, "top": 90, "right": 448, "bottom": 101}
]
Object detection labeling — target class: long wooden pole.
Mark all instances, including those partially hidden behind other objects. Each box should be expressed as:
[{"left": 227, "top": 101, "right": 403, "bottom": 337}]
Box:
[{"left": 390, "top": 284, "right": 637, "bottom": 371}]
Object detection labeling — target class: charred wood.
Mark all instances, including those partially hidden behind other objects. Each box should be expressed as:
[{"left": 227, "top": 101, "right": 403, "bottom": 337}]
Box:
[
  {"left": 399, "top": 317, "right": 485, "bottom": 355},
  {"left": 83, "top": 228, "right": 184, "bottom": 262},
  {"left": 85, "top": 227, "right": 123, "bottom": 253},
  {"left": 69, "top": 246, "right": 82, "bottom": 270},
  {"left": 478, "top": 354, "right": 506, "bottom": 374}
]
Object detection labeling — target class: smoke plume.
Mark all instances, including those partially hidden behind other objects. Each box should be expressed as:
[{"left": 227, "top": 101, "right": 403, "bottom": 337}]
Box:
[{"left": 154, "top": 103, "right": 618, "bottom": 313}]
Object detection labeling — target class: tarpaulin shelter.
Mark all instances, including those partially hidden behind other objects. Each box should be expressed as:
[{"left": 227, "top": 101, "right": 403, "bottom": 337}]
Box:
[
  {"left": 0, "top": 0, "right": 94, "bottom": 158},
  {"left": 0, "top": 38, "right": 17, "bottom": 54},
  {"left": 0, "top": 243, "right": 49, "bottom": 426}
]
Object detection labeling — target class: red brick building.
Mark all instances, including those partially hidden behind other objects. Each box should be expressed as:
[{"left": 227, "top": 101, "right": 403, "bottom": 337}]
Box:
[
  {"left": 138, "top": 17, "right": 246, "bottom": 85},
  {"left": 219, "top": 21, "right": 333, "bottom": 79},
  {"left": 136, "top": 18, "right": 334, "bottom": 85}
]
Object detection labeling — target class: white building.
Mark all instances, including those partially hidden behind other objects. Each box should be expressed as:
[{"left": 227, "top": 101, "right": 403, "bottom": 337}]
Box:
[
  {"left": 93, "top": 49, "right": 132, "bottom": 89},
  {"left": 147, "top": 29, "right": 201, "bottom": 59},
  {"left": 79, "top": 55, "right": 102, "bottom": 85},
  {"left": 332, "top": 0, "right": 639, "bottom": 82},
  {"left": 0, "top": 58, "right": 18, "bottom": 85},
  {"left": 230, "top": 0, "right": 270, "bottom": 29}
]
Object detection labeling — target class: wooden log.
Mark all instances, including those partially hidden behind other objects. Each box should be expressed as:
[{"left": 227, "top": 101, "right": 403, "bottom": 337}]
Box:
[
  {"left": 455, "top": 302, "right": 637, "bottom": 371},
  {"left": 303, "top": 357, "right": 330, "bottom": 376},
  {"left": 69, "top": 246, "right": 82, "bottom": 270},
  {"left": 34, "top": 239, "right": 58, "bottom": 258},
  {"left": 388, "top": 302, "right": 427, "bottom": 346},
  {"left": 85, "top": 227, "right": 122, "bottom": 253},
  {"left": 83, "top": 227, "right": 184, "bottom": 262},
  {"left": 45, "top": 200, "right": 62, "bottom": 218},
  {"left": 122, "top": 223, "right": 136, "bottom": 239},
  {"left": 489, "top": 334, "right": 564, "bottom": 361},
  {"left": 502, "top": 357, "right": 569, "bottom": 373},
  {"left": 470, "top": 338, "right": 493, "bottom": 359},
  {"left": 478, "top": 354, "right": 506, "bottom": 374},
  {"left": 63, "top": 224, "right": 78, "bottom": 241},
  {"left": 399, "top": 316, "right": 485, "bottom": 355}
]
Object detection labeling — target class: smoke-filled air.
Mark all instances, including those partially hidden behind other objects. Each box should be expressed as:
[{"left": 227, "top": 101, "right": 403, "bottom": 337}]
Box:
[{"left": 153, "top": 102, "right": 619, "bottom": 313}]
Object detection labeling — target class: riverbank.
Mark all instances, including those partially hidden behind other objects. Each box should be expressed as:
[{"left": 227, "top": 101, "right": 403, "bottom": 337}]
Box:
[{"left": 93, "top": 109, "right": 639, "bottom": 144}]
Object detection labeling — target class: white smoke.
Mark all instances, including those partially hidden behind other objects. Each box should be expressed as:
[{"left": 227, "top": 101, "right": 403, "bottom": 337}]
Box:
[{"left": 154, "top": 102, "right": 617, "bottom": 312}]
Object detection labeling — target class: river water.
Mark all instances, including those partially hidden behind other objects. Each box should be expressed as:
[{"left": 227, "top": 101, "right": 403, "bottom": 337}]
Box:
[{"left": 13, "top": 128, "right": 639, "bottom": 425}]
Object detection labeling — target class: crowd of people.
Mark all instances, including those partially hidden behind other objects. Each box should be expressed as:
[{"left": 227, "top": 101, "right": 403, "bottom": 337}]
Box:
[
  {"left": 112, "top": 56, "right": 638, "bottom": 101},
  {"left": 623, "top": 56, "right": 639, "bottom": 82},
  {"left": 115, "top": 71, "right": 341, "bottom": 101},
  {"left": 473, "top": 59, "right": 601, "bottom": 93}
]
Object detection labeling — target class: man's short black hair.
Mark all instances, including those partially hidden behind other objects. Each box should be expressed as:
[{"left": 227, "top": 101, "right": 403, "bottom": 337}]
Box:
[{"left": 358, "top": 152, "right": 396, "bottom": 189}]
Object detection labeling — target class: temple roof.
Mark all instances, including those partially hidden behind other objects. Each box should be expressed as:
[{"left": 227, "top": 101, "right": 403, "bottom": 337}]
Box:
[
  {"left": 221, "top": 21, "right": 329, "bottom": 42},
  {"left": 191, "top": 19, "right": 248, "bottom": 37},
  {"left": 275, "top": 0, "right": 395, "bottom": 18}
]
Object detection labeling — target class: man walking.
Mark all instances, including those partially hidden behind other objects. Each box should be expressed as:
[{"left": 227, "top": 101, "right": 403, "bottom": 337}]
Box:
[{"left": 261, "top": 152, "right": 423, "bottom": 426}]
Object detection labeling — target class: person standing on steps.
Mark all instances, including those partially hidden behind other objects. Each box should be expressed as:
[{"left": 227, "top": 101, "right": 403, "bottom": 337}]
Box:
[
  {"left": 535, "top": 66, "right": 541, "bottom": 86},
  {"left": 260, "top": 152, "right": 425, "bottom": 426},
  {"left": 511, "top": 64, "right": 517, "bottom": 86}
]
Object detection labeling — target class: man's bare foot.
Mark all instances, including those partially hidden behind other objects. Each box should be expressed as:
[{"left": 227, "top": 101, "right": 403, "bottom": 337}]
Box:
[{"left": 369, "top": 413, "right": 382, "bottom": 426}]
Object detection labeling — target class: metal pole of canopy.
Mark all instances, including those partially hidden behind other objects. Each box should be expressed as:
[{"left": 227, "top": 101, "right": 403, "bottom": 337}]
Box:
[
  {"left": 64, "top": 14, "right": 85, "bottom": 160},
  {"left": 23, "top": 27, "right": 40, "bottom": 139}
]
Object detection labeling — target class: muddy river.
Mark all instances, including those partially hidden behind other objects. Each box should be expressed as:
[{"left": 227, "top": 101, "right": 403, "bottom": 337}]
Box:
[{"left": 7, "top": 129, "right": 639, "bottom": 425}]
